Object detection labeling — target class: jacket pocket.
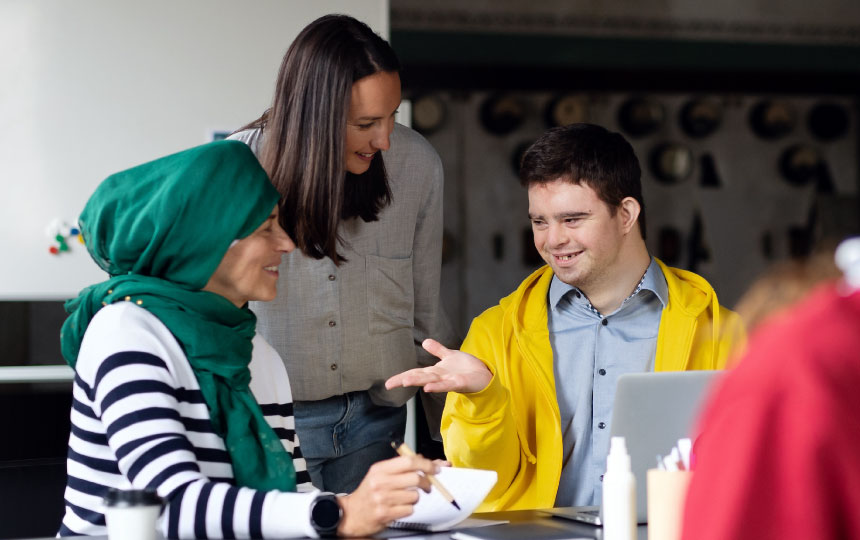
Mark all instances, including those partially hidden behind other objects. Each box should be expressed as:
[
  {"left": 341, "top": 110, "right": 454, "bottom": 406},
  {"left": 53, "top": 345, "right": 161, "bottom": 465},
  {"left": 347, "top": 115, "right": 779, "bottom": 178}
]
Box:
[{"left": 366, "top": 254, "right": 414, "bottom": 334}]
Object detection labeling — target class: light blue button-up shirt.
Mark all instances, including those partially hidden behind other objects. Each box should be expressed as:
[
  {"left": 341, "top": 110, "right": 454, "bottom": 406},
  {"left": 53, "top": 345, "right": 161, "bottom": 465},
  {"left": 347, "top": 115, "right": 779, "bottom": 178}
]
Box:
[{"left": 549, "top": 257, "right": 668, "bottom": 507}]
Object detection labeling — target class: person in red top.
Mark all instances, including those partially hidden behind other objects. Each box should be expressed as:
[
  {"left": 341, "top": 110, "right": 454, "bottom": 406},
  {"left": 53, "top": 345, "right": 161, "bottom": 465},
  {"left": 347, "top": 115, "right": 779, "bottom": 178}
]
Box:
[{"left": 682, "top": 243, "right": 860, "bottom": 540}]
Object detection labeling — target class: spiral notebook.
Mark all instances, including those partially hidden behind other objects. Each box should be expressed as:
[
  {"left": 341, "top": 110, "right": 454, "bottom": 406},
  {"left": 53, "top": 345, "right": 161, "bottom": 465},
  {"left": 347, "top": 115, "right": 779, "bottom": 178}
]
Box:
[{"left": 387, "top": 467, "right": 499, "bottom": 532}]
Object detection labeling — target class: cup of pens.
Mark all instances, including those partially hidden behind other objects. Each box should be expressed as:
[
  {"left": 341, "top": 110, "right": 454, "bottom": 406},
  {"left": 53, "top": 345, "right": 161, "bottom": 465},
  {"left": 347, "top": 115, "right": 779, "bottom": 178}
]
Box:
[{"left": 647, "top": 438, "right": 693, "bottom": 540}]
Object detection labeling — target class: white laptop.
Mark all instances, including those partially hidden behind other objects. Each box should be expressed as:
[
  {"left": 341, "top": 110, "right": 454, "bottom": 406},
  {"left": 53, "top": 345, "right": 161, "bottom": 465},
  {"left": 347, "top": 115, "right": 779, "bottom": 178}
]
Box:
[{"left": 544, "top": 370, "right": 720, "bottom": 525}]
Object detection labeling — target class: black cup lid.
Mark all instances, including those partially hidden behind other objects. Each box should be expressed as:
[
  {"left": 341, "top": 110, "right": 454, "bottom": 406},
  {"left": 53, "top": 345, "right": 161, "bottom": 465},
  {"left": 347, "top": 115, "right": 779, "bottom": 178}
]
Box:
[{"left": 103, "top": 488, "right": 163, "bottom": 507}]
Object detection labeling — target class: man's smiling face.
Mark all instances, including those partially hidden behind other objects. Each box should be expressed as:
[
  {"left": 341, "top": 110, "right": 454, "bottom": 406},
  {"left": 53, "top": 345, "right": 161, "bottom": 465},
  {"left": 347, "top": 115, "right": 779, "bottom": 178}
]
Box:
[{"left": 528, "top": 178, "right": 627, "bottom": 291}]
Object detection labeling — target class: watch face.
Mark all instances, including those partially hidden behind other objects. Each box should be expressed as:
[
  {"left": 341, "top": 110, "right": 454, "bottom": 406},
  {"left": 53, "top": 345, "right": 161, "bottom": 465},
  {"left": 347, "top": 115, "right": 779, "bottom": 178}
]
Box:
[{"left": 311, "top": 495, "right": 342, "bottom": 534}]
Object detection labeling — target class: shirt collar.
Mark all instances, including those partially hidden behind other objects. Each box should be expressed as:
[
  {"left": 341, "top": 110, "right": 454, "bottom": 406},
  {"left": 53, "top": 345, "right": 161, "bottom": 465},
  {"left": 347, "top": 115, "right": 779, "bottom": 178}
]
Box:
[
  {"left": 639, "top": 257, "right": 669, "bottom": 308},
  {"left": 547, "top": 256, "right": 668, "bottom": 313},
  {"left": 549, "top": 274, "right": 577, "bottom": 312}
]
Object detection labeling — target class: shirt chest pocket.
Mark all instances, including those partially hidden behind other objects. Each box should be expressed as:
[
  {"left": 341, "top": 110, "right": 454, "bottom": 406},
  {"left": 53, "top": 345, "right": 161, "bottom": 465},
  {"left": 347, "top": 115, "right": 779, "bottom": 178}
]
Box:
[{"left": 366, "top": 254, "right": 414, "bottom": 334}]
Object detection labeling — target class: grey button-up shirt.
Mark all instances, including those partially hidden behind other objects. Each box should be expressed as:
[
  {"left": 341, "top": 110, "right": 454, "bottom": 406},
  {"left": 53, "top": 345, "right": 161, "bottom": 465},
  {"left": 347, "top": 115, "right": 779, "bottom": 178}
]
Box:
[
  {"left": 549, "top": 257, "right": 668, "bottom": 506},
  {"left": 230, "top": 124, "right": 447, "bottom": 408}
]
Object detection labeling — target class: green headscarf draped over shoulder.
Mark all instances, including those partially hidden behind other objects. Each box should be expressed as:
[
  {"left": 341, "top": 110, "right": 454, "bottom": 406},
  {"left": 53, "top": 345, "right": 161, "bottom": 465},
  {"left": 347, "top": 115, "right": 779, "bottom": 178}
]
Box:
[{"left": 61, "top": 140, "right": 296, "bottom": 492}]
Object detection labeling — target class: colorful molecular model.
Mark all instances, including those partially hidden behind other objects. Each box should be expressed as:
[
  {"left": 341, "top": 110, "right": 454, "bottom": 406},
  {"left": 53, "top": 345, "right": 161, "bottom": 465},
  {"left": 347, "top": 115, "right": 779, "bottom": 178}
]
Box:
[{"left": 46, "top": 219, "right": 84, "bottom": 255}]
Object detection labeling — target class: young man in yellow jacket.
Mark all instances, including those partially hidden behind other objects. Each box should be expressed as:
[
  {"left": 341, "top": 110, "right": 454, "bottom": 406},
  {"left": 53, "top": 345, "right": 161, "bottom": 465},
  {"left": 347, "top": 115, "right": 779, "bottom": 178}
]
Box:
[{"left": 387, "top": 124, "right": 745, "bottom": 511}]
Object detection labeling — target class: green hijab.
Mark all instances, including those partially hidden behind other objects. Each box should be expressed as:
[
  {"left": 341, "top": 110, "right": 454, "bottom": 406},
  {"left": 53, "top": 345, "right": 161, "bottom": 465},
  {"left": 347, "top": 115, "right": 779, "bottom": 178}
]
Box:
[{"left": 61, "top": 140, "right": 296, "bottom": 492}]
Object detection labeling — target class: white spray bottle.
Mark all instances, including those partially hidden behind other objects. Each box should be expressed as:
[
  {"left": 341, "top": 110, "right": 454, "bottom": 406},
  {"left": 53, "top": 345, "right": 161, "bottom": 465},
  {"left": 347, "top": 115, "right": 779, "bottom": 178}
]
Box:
[{"left": 602, "top": 436, "right": 637, "bottom": 540}]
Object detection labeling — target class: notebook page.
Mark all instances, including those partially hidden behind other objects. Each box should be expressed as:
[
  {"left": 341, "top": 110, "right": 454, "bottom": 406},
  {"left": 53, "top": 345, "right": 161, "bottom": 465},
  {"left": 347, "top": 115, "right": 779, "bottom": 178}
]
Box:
[{"left": 389, "top": 467, "right": 498, "bottom": 531}]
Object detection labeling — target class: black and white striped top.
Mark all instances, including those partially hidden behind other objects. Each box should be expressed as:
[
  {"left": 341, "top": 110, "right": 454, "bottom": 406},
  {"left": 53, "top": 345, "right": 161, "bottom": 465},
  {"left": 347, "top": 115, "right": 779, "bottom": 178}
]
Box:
[{"left": 59, "top": 302, "right": 318, "bottom": 538}]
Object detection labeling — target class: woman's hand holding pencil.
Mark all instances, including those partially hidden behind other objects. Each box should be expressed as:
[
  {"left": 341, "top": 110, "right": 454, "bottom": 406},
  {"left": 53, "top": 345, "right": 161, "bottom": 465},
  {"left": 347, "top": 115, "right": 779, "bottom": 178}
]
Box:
[{"left": 391, "top": 439, "right": 461, "bottom": 510}]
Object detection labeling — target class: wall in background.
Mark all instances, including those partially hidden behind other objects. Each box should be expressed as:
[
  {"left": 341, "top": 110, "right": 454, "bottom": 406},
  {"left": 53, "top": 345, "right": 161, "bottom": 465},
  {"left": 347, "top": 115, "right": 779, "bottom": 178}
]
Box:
[
  {"left": 0, "top": 0, "right": 388, "bottom": 300},
  {"left": 391, "top": 2, "right": 860, "bottom": 336},
  {"left": 422, "top": 91, "right": 858, "bottom": 333}
]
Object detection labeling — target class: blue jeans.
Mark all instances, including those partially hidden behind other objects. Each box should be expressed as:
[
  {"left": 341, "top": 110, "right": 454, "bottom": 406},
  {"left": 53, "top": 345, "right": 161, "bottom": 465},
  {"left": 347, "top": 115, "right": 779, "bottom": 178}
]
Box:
[{"left": 293, "top": 391, "right": 406, "bottom": 493}]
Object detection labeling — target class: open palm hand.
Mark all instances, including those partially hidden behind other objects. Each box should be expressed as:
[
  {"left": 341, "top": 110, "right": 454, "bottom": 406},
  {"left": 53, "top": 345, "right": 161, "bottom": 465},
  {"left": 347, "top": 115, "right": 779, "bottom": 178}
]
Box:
[{"left": 385, "top": 339, "right": 493, "bottom": 394}]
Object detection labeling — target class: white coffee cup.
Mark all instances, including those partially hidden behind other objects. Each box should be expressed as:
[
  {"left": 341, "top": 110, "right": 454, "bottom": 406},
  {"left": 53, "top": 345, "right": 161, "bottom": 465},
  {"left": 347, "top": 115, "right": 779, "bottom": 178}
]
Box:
[{"left": 103, "top": 488, "right": 163, "bottom": 540}]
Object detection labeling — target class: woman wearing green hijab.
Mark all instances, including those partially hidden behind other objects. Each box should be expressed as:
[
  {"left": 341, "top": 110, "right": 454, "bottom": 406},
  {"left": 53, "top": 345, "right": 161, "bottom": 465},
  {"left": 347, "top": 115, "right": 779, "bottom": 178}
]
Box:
[{"left": 58, "top": 140, "right": 436, "bottom": 539}]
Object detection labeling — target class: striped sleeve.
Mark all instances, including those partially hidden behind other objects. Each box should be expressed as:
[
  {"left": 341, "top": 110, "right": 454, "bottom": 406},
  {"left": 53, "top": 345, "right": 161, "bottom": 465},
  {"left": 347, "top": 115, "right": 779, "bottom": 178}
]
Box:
[
  {"left": 257, "top": 402, "right": 313, "bottom": 489},
  {"left": 92, "top": 349, "right": 321, "bottom": 539},
  {"left": 61, "top": 302, "right": 323, "bottom": 539},
  {"left": 248, "top": 334, "right": 314, "bottom": 492}
]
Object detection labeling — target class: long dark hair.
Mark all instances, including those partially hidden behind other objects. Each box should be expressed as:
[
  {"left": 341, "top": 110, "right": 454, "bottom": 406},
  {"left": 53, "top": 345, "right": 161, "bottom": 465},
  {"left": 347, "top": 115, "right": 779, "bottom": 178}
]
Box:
[{"left": 238, "top": 14, "right": 399, "bottom": 262}]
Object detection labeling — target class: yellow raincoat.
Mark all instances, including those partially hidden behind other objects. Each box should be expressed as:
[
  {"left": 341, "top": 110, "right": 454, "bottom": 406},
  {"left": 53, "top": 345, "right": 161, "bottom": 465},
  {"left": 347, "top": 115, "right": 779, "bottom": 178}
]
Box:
[{"left": 441, "top": 260, "right": 745, "bottom": 511}]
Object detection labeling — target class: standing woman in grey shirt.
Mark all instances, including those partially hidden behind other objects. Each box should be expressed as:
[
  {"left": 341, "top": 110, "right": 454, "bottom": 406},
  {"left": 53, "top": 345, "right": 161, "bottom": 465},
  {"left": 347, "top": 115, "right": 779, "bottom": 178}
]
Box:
[{"left": 230, "top": 14, "right": 449, "bottom": 493}]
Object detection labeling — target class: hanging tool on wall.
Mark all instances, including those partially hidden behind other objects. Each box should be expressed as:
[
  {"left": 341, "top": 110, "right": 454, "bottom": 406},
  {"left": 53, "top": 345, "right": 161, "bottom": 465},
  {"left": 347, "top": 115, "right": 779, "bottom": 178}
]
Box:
[{"left": 686, "top": 211, "right": 711, "bottom": 273}]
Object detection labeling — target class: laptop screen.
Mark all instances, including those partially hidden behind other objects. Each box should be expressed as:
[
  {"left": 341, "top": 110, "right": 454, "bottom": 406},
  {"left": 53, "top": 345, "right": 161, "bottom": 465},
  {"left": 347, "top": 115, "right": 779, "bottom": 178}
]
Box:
[{"left": 608, "top": 370, "right": 720, "bottom": 523}]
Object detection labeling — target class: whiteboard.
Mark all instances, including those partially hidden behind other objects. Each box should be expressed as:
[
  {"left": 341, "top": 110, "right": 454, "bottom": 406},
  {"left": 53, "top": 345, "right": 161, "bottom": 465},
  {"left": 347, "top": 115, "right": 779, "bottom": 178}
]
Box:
[{"left": 0, "top": 0, "right": 388, "bottom": 300}]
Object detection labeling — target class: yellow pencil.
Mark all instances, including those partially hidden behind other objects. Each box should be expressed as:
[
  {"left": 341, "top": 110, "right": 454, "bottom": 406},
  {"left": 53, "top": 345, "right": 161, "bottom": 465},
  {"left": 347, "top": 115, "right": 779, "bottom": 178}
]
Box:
[{"left": 391, "top": 440, "right": 461, "bottom": 510}]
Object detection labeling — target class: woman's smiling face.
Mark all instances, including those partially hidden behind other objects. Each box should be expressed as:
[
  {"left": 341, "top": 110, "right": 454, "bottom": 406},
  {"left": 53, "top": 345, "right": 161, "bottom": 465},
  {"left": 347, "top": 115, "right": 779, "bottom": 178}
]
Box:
[
  {"left": 203, "top": 206, "right": 295, "bottom": 307},
  {"left": 344, "top": 71, "right": 402, "bottom": 175}
]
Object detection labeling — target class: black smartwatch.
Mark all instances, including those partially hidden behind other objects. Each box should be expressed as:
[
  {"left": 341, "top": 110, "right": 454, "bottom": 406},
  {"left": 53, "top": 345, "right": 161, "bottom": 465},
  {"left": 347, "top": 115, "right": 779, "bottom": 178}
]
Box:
[{"left": 309, "top": 492, "right": 342, "bottom": 537}]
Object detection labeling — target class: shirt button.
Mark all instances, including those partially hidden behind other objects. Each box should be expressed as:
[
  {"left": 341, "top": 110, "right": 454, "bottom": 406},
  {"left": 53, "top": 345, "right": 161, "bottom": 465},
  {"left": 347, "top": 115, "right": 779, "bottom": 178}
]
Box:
[
  {"left": 328, "top": 320, "right": 336, "bottom": 327},
  {"left": 599, "top": 368, "right": 607, "bottom": 376},
  {"left": 598, "top": 422, "right": 606, "bottom": 429},
  {"left": 330, "top": 364, "right": 338, "bottom": 371},
  {"left": 600, "top": 474, "right": 604, "bottom": 481},
  {"left": 328, "top": 274, "right": 336, "bottom": 281},
  {"left": 601, "top": 318, "right": 608, "bottom": 326}
]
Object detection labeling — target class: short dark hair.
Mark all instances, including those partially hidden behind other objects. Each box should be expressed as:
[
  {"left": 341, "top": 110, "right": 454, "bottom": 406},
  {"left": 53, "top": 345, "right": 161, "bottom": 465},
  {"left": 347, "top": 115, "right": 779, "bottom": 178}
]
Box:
[
  {"left": 238, "top": 14, "right": 400, "bottom": 262},
  {"left": 519, "top": 123, "right": 646, "bottom": 239}
]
